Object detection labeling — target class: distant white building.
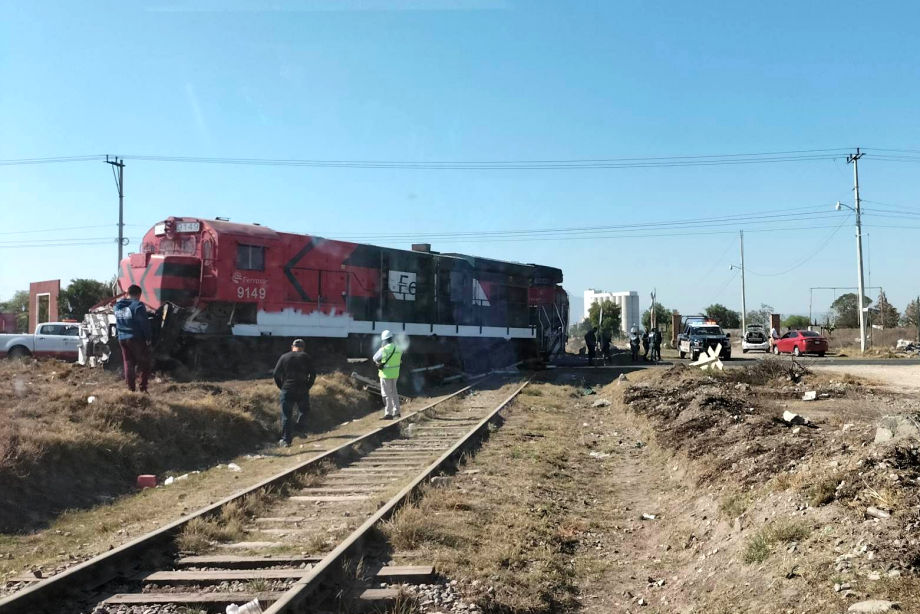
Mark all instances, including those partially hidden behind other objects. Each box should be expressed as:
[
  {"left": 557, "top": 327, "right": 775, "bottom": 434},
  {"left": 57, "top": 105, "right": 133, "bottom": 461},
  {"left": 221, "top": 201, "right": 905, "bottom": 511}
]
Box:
[{"left": 583, "top": 289, "right": 640, "bottom": 334}]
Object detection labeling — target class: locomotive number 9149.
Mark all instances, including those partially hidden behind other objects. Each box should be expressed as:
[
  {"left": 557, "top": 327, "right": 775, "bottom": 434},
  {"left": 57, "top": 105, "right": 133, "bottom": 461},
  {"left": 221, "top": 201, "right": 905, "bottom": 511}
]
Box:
[{"left": 237, "top": 286, "right": 267, "bottom": 299}]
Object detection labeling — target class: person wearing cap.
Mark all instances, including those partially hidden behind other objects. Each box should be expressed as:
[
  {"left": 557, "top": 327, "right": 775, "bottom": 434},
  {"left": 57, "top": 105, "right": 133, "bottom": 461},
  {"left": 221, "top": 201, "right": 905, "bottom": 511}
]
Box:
[
  {"left": 372, "top": 330, "right": 402, "bottom": 419},
  {"left": 272, "top": 339, "right": 316, "bottom": 447}
]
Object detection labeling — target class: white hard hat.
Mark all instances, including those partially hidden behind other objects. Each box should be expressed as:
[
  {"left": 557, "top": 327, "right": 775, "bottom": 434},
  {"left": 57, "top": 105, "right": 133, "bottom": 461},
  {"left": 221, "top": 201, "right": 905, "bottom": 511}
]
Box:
[{"left": 381, "top": 330, "right": 393, "bottom": 341}]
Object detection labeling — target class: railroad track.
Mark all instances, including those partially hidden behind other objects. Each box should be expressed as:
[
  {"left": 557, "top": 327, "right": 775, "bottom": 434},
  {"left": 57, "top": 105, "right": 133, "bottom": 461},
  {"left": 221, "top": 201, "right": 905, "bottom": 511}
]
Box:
[{"left": 0, "top": 375, "right": 530, "bottom": 614}]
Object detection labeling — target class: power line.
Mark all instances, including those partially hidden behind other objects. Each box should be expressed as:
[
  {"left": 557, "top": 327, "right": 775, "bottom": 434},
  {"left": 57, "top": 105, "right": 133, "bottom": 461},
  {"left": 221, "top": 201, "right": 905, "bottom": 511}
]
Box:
[
  {"left": 0, "top": 224, "right": 142, "bottom": 236},
  {"left": 328, "top": 206, "right": 839, "bottom": 240},
  {"left": 745, "top": 214, "right": 852, "bottom": 277},
  {"left": 0, "top": 149, "right": 851, "bottom": 169},
  {"left": 0, "top": 155, "right": 104, "bottom": 166}
]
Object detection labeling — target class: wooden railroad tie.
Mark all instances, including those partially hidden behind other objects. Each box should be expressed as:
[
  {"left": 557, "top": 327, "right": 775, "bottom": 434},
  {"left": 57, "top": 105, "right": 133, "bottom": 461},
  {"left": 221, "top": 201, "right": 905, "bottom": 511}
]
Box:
[
  {"left": 104, "top": 591, "right": 286, "bottom": 605},
  {"left": 176, "top": 554, "right": 322, "bottom": 568}
]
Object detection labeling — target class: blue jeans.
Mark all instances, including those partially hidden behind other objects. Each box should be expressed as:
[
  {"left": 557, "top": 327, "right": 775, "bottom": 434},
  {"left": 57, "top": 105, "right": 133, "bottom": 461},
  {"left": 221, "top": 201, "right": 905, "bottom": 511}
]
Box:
[{"left": 279, "top": 390, "right": 310, "bottom": 444}]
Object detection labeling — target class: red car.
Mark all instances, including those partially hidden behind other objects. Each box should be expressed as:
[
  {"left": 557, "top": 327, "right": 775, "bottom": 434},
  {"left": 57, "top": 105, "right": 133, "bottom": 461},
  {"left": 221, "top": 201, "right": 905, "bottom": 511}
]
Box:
[{"left": 773, "top": 330, "right": 828, "bottom": 357}]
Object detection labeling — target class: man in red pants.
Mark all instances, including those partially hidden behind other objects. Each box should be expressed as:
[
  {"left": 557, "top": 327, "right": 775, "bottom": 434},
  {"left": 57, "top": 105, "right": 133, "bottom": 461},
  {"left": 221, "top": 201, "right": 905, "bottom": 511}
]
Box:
[{"left": 114, "top": 284, "right": 153, "bottom": 393}]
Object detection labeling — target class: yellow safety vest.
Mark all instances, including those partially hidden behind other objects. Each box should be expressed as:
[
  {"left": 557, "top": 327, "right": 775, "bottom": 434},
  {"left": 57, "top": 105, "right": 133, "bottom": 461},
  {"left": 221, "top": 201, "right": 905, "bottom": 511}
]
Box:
[{"left": 378, "top": 343, "right": 402, "bottom": 379}]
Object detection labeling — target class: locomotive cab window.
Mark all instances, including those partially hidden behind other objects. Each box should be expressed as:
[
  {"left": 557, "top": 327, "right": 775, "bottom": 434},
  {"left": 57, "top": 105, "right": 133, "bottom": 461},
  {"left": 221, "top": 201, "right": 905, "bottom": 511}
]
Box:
[{"left": 236, "top": 244, "right": 265, "bottom": 270}]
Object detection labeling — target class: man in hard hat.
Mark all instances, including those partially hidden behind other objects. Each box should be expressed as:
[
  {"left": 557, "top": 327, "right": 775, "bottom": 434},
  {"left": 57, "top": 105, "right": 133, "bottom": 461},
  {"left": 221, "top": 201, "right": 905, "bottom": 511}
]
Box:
[
  {"left": 272, "top": 338, "right": 316, "bottom": 447},
  {"left": 373, "top": 330, "right": 402, "bottom": 419}
]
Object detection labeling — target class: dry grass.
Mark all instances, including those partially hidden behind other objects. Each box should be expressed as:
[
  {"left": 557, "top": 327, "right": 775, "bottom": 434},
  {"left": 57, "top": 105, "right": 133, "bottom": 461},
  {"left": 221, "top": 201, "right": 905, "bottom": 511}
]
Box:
[
  {"left": 0, "top": 360, "right": 375, "bottom": 533},
  {"left": 175, "top": 493, "right": 273, "bottom": 552},
  {"left": 806, "top": 475, "right": 840, "bottom": 507},
  {"left": 742, "top": 520, "right": 811, "bottom": 564},
  {"left": 379, "top": 388, "right": 588, "bottom": 613}
]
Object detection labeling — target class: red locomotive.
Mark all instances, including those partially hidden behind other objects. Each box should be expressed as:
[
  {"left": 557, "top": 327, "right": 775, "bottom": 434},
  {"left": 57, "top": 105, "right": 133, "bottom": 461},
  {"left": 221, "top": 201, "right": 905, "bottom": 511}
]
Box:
[{"left": 82, "top": 216, "right": 568, "bottom": 376}]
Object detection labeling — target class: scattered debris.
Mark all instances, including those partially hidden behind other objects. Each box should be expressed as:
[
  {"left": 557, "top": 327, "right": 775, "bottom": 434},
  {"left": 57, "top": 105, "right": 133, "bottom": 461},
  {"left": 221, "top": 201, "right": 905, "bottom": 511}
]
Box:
[
  {"left": 136, "top": 474, "right": 156, "bottom": 489},
  {"left": 430, "top": 476, "right": 451, "bottom": 488},
  {"left": 782, "top": 411, "right": 809, "bottom": 426},
  {"left": 86, "top": 395, "right": 96, "bottom": 404},
  {"left": 226, "top": 463, "right": 242, "bottom": 472},
  {"left": 873, "top": 416, "right": 920, "bottom": 444},
  {"left": 618, "top": 374, "right": 629, "bottom": 383},
  {"left": 589, "top": 451, "right": 611, "bottom": 459},
  {"left": 802, "top": 390, "right": 817, "bottom": 401},
  {"left": 640, "top": 513, "right": 657, "bottom": 520},
  {"left": 866, "top": 507, "right": 891, "bottom": 520},
  {"left": 847, "top": 600, "right": 901, "bottom": 613},
  {"left": 591, "top": 398, "right": 611, "bottom": 407},
  {"left": 225, "top": 598, "right": 264, "bottom": 614},
  {"left": 581, "top": 387, "right": 596, "bottom": 396}
]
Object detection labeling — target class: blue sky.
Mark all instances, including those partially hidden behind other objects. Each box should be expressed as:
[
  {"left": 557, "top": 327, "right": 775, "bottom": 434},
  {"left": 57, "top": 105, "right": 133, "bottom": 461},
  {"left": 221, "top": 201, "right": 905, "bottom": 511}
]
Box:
[{"left": 2, "top": 0, "right": 920, "bottom": 324}]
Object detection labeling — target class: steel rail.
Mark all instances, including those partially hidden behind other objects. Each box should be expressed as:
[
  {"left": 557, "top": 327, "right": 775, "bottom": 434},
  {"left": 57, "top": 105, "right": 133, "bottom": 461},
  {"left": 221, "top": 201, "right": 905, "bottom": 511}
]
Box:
[
  {"left": 263, "top": 378, "right": 531, "bottom": 613},
  {"left": 0, "top": 378, "right": 490, "bottom": 614}
]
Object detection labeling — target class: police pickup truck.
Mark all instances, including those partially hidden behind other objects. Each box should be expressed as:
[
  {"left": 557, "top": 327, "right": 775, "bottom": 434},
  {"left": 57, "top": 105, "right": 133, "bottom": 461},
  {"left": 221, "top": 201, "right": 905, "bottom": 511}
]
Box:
[{"left": 677, "top": 317, "right": 732, "bottom": 362}]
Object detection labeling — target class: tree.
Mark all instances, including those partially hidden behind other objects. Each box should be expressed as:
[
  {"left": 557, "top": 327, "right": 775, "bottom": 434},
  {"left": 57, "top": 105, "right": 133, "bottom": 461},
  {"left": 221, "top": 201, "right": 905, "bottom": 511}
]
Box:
[
  {"left": 783, "top": 315, "right": 811, "bottom": 329},
  {"left": 0, "top": 290, "right": 29, "bottom": 332},
  {"left": 586, "top": 299, "right": 622, "bottom": 340},
  {"left": 746, "top": 303, "right": 775, "bottom": 328},
  {"left": 59, "top": 279, "right": 112, "bottom": 321},
  {"left": 569, "top": 318, "right": 590, "bottom": 338},
  {"left": 830, "top": 293, "right": 872, "bottom": 328},
  {"left": 874, "top": 290, "right": 900, "bottom": 329},
  {"left": 704, "top": 303, "right": 741, "bottom": 328},
  {"left": 642, "top": 303, "right": 672, "bottom": 331},
  {"left": 901, "top": 298, "right": 920, "bottom": 328}
]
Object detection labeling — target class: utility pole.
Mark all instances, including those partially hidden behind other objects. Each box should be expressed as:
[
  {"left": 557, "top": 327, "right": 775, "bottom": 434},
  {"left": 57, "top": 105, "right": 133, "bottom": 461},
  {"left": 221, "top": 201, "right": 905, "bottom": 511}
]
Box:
[
  {"left": 739, "top": 230, "right": 747, "bottom": 334},
  {"left": 105, "top": 156, "right": 126, "bottom": 269},
  {"left": 847, "top": 147, "right": 867, "bottom": 353}
]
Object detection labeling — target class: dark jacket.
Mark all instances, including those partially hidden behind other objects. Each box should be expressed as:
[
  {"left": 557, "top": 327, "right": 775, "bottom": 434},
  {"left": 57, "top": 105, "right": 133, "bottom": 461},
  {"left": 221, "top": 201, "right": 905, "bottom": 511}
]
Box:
[
  {"left": 273, "top": 351, "right": 316, "bottom": 396},
  {"left": 584, "top": 330, "right": 597, "bottom": 348},
  {"left": 114, "top": 298, "right": 152, "bottom": 341}
]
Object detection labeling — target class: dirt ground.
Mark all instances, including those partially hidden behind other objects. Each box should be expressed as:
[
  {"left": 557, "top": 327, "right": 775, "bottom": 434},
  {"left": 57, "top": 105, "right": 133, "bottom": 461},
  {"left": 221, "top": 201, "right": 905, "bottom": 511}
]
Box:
[{"left": 382, "top": 360, "right": 920, "bottom": 613}]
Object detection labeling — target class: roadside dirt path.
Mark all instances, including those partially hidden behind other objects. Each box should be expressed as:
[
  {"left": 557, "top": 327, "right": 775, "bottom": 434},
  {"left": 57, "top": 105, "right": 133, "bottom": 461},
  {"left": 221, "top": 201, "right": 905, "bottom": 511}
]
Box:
[{"left": 810, "top": 363, "right": 920, "bottom": 392}]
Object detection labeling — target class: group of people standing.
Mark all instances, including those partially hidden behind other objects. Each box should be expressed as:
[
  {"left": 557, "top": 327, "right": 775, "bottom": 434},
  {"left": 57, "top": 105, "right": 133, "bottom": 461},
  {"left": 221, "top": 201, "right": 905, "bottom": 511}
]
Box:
[
  {"left": 629, "top": 326, "right": 662, "bottom": 363},
  {"left": 582, "top": 327, "right": 613, "bottom": 365},
  {"left": 582, "top": 325, "right": 663, "bottom": 365},
  {"left": 583, "top": 326, "right": 662, "bottom": 364}
]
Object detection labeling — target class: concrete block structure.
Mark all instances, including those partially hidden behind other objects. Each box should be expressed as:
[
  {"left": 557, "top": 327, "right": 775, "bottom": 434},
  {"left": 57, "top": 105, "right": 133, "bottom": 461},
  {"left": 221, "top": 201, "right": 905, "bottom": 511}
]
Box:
[{"left": 583, "top": 289, "right": 640, "bottom": 334}]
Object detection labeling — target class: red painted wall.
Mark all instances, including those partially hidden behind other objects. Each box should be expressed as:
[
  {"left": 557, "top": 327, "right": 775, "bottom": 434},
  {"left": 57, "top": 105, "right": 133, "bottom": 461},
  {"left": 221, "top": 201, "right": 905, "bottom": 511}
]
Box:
[{"left": 0, "top": 313, "right": 17, "bottom": 333}]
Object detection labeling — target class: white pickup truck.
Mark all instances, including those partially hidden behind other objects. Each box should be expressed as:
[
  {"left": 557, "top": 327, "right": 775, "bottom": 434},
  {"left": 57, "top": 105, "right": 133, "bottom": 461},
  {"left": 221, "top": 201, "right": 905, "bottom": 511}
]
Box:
[{"left": 0, "top": 322, "right": 82, "bottom": 360}]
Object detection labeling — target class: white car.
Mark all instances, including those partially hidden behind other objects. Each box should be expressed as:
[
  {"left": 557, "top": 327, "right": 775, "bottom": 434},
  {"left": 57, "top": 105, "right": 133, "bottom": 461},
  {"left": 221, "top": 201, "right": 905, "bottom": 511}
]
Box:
[{"left": 741, "top": 324, "right": 770, "bottom": 353}]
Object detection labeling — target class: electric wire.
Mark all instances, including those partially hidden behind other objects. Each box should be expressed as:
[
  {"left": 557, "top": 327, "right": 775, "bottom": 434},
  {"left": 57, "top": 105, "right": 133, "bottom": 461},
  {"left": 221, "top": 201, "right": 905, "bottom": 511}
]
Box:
[
  {"left": 745, "top": 214, "right": 852, "bottom": 277},
  {"left": 0, "top": 149, "right": 851, "bottom": 169}
]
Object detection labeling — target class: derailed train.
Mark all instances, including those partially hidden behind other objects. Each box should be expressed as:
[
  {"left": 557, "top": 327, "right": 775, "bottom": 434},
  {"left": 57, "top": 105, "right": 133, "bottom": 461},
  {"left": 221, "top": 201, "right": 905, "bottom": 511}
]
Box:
[{"left": 81, "top": 217, "right": 569, "bottom": 376}]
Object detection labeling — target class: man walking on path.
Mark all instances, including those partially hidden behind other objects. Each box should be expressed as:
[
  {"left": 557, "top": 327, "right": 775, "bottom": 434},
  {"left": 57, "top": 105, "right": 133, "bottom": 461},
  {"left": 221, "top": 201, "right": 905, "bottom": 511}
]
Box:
[
  {"left": 114, "top": 284, "right": 152, "bottom": 393},
  {"left": 272, "top": 339, "right": 316, "bottom": 447},
  {"left": 373, "top": 330, "right": 402, "bottom": 419}
]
